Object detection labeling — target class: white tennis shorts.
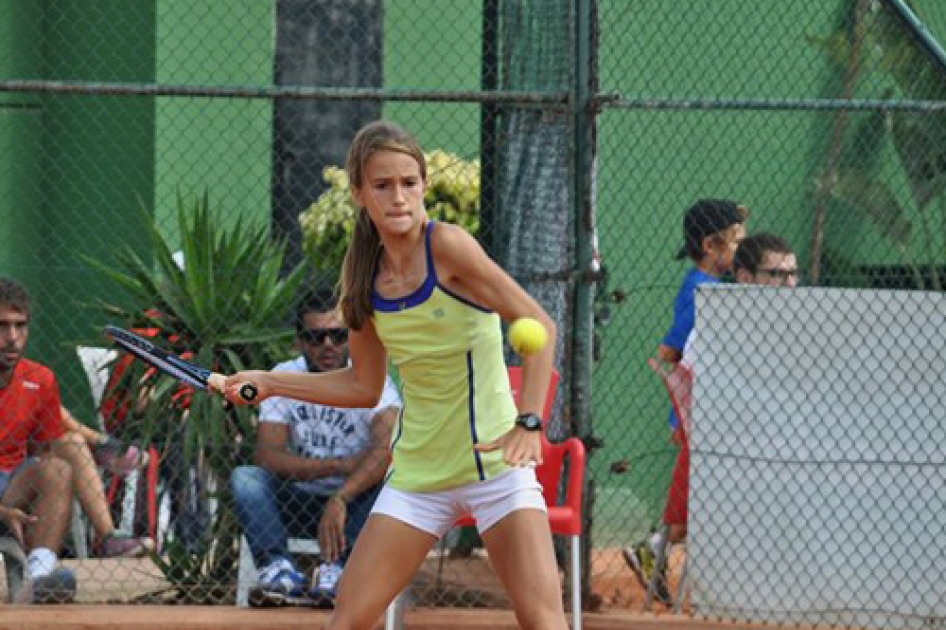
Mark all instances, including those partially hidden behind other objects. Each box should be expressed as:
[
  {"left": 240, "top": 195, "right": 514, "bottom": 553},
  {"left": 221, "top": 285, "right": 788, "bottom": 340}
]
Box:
[{"left": 371, "top": 466, "right": 547, "bottom": 538}]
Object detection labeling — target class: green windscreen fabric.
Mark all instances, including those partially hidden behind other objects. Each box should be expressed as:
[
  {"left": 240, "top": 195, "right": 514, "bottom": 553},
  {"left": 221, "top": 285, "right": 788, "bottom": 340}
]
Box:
[{"left": 493, "top": 0, "right": 574, "bottom": 439}]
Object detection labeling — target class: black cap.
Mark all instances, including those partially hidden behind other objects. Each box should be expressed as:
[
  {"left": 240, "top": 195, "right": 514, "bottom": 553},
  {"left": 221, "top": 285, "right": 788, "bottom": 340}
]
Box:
[{"left": 675, "top": 199, "right": 748, "bottom": 260}]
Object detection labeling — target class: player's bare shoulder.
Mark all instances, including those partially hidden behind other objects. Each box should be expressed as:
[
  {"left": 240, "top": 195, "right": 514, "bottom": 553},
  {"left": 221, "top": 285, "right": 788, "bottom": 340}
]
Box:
[
  {"left": 431, "top": 222, "right": 484, "bottom": 267},
  {"left": 431, "top": 224, "right": 507, "bottom": 305},
  {"left": 430, "top": 222, "right": 488, "bottom": 285}
]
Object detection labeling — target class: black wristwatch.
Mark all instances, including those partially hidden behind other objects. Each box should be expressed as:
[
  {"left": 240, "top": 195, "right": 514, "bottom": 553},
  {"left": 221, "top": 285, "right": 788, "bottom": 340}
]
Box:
[{"left": 515, "top": 413, "right": 543, "bottom": 432}]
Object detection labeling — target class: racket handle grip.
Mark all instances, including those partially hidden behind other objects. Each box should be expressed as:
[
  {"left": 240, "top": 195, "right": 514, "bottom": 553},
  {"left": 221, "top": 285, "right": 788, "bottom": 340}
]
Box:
[{"left": 239, "top": 383, "right": 258, "bottom": 403}]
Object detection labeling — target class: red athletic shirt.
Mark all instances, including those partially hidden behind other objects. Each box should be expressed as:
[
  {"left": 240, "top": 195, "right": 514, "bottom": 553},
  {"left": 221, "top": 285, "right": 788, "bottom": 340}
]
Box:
[{"left": 0, "top": 358, "right": 65, "bottom": 471}]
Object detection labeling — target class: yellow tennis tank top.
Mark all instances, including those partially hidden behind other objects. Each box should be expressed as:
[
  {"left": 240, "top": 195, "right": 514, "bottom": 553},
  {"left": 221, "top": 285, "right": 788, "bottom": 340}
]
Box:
[{"left": 371, "top": 222, "right": 517, "bottom": 492}]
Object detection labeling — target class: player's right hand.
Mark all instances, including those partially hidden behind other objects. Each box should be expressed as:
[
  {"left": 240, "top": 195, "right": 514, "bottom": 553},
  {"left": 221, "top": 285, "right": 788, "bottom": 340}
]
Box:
[
  {"left": 221, "top": 371, "right": 270, "bottom": 405},
  {"left": 474, "top": 427, "right": 543, "bottom": 467}
]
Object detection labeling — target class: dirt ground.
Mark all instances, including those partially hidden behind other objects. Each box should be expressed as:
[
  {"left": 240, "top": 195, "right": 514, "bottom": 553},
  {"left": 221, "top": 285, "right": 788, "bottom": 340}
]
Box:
[
  {"left": 0, "top": 547, "right": 717, "bottom": 630},
  {"left": 0, "top": 606, "right": 775, "bottom": 630},
  {"left": 402, "top": 546, "right": 687, "bottom": 613}
]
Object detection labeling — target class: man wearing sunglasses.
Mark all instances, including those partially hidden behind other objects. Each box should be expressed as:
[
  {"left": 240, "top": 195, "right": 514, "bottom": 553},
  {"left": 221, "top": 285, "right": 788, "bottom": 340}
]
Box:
[
  {"left": 230, "top": 286, "right": 401, "bottom": 608},
  {"left": 733, "top": 232, "right": 799, "bottom": 287}
]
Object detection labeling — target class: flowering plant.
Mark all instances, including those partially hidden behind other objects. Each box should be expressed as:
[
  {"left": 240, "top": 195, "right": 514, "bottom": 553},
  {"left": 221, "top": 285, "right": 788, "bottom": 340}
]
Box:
[{"left": 300, "top": 150, "right": 481, "bottom": 273}]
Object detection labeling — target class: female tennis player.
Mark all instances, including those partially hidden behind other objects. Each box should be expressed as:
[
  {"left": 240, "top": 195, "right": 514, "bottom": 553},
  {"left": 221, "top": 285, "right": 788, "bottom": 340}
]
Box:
[{"left": 222, "top": 120, "right": 567, "bottom": 629}]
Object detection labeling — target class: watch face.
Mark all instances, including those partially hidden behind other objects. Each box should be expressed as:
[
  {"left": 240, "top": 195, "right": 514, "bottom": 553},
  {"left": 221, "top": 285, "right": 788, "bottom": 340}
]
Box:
[{"left": 517, "top": 413, "right": 543, "bottom": 431}]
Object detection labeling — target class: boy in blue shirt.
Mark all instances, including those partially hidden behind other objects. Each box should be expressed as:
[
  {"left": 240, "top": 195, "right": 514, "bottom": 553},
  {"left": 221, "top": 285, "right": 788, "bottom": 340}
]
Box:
[
  {"left": 626, "top": 198, "right": 748, "bottom": 605},
  {"left": 659, "top": 198, "right": 749, "bottom": 373}
]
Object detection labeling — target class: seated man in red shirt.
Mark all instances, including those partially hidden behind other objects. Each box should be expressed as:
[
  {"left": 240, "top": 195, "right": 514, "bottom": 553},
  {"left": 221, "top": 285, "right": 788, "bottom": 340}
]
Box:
[
  {"left": 0, "top": 278, "right": 153, "bottom": 602},
  {"left": 0, "top": 277, "right": 77, "bottom": 603}
]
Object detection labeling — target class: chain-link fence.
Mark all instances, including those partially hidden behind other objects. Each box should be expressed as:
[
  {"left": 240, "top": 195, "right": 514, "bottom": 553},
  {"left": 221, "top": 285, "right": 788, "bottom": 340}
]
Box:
[
  {"left": 594, "top": 0, "right": 946, "bottom": 625},
  {"left": 1, "top": 0, "right": 945, "bottom": 627}
]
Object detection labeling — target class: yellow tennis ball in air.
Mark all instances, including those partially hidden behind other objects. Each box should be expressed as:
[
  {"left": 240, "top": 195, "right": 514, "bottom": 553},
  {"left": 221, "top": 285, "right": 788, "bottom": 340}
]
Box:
[{"left": 508, "top": 317, "right": 548, "bottom": 355}]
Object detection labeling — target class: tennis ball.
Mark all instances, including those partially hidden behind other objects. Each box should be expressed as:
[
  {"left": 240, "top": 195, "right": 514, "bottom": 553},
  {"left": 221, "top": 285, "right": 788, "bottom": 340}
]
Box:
[{"left": 508, "top": 317, "right": 548, "bottom": 355}]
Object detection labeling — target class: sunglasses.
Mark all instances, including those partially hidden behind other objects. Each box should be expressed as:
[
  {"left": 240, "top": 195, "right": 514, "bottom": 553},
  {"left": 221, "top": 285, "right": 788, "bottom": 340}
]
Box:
[
  {"left": 299, "top": 328, "right": 348, "bottom": 345},
  {"left": 756, "top": 267, "right": 799, "bottom": 280}
]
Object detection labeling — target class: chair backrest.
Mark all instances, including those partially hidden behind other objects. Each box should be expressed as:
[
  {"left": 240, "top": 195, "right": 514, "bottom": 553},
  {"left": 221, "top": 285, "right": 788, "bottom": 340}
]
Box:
[
  {"left": 507, "top": 366, "right": 563, "bottom": 505},
  {"left": 77, "top": 346, "right": 118, "bottom": 428}
]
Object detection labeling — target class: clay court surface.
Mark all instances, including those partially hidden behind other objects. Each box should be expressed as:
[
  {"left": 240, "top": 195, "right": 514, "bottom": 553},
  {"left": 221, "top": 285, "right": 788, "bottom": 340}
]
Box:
[
  {"left": 0, "top": 548, "right": 771, "bottom": 630},
  {"left": 0, "top": 606, "right": 771, "bottom": 630}
]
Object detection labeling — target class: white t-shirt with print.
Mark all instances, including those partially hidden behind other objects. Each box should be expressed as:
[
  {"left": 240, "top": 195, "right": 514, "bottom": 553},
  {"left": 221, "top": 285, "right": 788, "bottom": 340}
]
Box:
[{"left": 259, "top": 356, "right": 402, "bottom": 495}]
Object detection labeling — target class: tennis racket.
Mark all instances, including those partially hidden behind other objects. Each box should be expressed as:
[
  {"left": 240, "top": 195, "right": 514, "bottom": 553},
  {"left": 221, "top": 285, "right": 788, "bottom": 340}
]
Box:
[{"left": 104, "top": 325, "right": 258, "bottom": 403}]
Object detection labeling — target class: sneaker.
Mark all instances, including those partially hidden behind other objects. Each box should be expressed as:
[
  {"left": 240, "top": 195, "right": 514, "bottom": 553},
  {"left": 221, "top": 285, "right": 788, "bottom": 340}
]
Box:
[
  {"left": 26, "top": 567, "right": 77, "bottom": 604},
  {"left": 622, "top": 543, "right": 652, "bottom": 591},
  {"left": 94, "top": 437, "right": 148, "bottom": 475},
  {"left": 96, "top": 533, "right": 156, "bottom": 558},
  {"left": 249, "top": 558, "right": 307, "bottom": 607},
  {"left": 652, "top": 565, "right": 673, "bottom": 605},
  {"left": 309, "top": 562, "right": 342, "bottom": 609},
  {"left": 622, "top": 542, "right": 672, "bottom": 605}
]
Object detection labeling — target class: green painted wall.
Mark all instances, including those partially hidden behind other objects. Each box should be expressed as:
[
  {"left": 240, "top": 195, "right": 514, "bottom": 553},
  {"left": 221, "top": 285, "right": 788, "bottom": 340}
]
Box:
[
  {"left": 0, "top": 0, "right": 44, "bottom": 280},
  {"left": 2, "top": 2, "right": 156, "bottom": 417},
  {"left": 154, "top": 0, "right": 275, "bottom": 245},
  {"left": 382, "top": 0, "right": 482, "bottom": 160}
]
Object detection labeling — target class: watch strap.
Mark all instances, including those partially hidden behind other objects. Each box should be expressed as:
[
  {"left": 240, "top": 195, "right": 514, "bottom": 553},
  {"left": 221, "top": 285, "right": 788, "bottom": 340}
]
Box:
[{"left": 515, "top": 412, "right": 543, "bottom": 431}]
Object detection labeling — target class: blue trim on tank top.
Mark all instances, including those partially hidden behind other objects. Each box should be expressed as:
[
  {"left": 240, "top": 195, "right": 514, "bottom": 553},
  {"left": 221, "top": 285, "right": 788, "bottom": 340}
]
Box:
[
  {"left": 371, "top": 221, "right": 493, "bottom": 314},
  {"left": 467, "top": 351, "right": 486, "bottom": 480},
  {"left": 384, "top": 407, "right": 405, "bottom": 484},
  {"left": 436, "top": 282, "right": 492, "bottom": 314}
]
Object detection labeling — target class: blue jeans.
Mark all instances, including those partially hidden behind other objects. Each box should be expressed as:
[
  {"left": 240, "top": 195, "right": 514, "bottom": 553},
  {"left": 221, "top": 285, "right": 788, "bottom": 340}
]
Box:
[
  {"left": 230, "top": 465, "right": 378, "bottom": 568},
  {"left": 0, "top": 458, "right": 37, "bottom": 499}
]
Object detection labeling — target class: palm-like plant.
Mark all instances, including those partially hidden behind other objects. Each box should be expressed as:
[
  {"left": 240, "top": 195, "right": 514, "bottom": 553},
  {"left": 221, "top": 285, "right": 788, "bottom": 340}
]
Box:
[
  {"left": 809, "top": 1, "right": 946, "bottom": 289},
  {"left": 85, "top": 194, "right": 306, "bottom": 602}
]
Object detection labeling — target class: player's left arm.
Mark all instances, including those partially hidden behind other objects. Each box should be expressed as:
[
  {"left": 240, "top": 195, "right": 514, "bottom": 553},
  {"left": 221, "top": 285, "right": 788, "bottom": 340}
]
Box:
[
  {"left": 435, "top": 224, "right": 555, "bottom": 414},
  {"left": 434, "top": 225, "right": 555, "bottom": 465}
]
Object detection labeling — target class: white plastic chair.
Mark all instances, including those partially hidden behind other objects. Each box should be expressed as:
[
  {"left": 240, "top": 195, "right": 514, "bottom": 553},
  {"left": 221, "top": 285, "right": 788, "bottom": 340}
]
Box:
[
  {"left": 76, "top": 347, "right": 118, "bottom": 414},
  {"left": 71, "top": 347, "right": 122, "bottom": 558}
]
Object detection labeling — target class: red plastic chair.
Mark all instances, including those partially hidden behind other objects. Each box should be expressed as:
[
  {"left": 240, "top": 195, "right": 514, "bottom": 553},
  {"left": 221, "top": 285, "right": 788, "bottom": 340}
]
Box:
[{"left": 452, "top": 367, "right": 586, "bottom": 629}]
